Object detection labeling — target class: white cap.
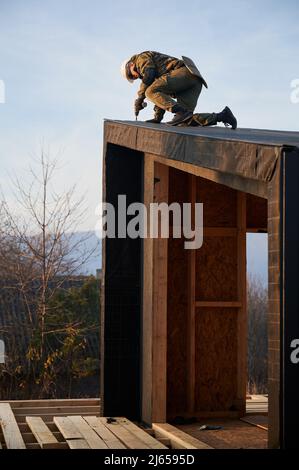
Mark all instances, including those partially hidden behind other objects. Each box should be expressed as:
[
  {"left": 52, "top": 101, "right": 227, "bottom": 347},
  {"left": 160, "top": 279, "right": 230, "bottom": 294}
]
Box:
[{"left": 120, "top": 58, "right": 134, "bottom": 83}]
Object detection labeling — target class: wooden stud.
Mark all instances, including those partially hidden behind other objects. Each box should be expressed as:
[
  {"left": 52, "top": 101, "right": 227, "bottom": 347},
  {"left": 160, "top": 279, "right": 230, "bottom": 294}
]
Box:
[
  {"left": 236, "top": 191, "right": 247, "bottom": 414},
  {"left": 152, "top": 162, "right": 169, "bottom": 423},
  {"left": 187, "top": 174, "right": 196, "bottom": 414},
  {"left": 142, "top": 154, "right": 155, "bottom": 424}
]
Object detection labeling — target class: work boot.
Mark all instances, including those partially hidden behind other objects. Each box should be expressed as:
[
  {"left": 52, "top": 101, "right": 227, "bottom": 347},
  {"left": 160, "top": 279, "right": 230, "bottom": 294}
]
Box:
[
  {"left": 166, "top": 104, "right": 193, "bottom": 126},
  {"left": 216, "top": 106, "right": 237, "bottom": 129},
  {"left": 146, "top": 106, "right": 165, "bottom": 124}
]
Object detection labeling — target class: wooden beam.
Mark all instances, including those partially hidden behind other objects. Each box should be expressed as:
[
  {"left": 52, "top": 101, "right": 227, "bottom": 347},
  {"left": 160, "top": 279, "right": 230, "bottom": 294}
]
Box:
[
  {"left": 147, "top": 153, "right": 267, "bottom": 199},
  {"left": 152, "top": 423, "right": 213, "bottom": 449},
  {"left": 142, "top": 154, "right": 155, "bottom": 424},
  {"left": 14, "top": 412, "right": 100, "bottom": 424},
  {"left": 187, "top": 174, "right": 196, "bottom": 414},
  {"left": 152, "top": 162, "right": 169, "bottom": 422},
  {"left": 236, "top": 191, "right": 247, "bottom": 414},
  {"left": 0, "top": 403, "right": 26, "bottom": 449},
  {"left": 195, "top": 301, "right": 242, "bottom": 308}
]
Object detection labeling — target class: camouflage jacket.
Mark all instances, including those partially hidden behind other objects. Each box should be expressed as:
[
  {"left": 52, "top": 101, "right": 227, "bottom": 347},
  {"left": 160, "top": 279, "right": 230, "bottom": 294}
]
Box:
[{"left": 129, "top": 51, "right": 184, "bottom": 99}]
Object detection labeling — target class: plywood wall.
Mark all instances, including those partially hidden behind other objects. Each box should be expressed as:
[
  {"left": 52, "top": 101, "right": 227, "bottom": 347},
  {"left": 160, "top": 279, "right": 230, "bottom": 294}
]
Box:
[{"left": 167, "top": 169, "right": 247, "bottom": 419}]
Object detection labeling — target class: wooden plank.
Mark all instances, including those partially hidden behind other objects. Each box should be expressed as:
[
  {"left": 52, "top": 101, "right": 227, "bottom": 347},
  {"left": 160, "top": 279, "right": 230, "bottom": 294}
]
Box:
[
  {"left": 67, "top": 439, "right": 90, "bottom": 449},
  {"left": 1, "top": 399, "right": 100, "bottom": 409},
  {"left": 0, "top": 403, "right": 26, "bottom": 449},
  {"left": 236, "top": 191, "right": 247, "bottom": 414},
  {"left": 142, "top": 154, "right": 155, "bottom": 425},
  {"left": 98, "top": 417, "right": 150, "bottom": 449},
  {"left": 167, "top": 410, "right": 240, "bottom": 419},
  {"left": 13, "top": 406, "right": 100, "bottom": 415},
  {"left": 53, "top": 417, "right": 83, "bottom": 440},
  {"left": 195, "top": 301, "right": 242, "bottom": 308},
  {"left": 54, "top": 416, "right": 90, "bottom": 449},
  {"left": 152, "top": 162, "right": 168, "bottom": 422},
  {"left": 18, "top": 422, "right": 57, "bottom": 433},
  {"left": 149, "top": 153, "right": 267, "bottom": 199},
  {"left": 188, "top": 174, "right": 196, "bottom": 414},
  {"left": 116, "top": 418, "right": 167, "bottom": 449},
  {"left": 204, "top": 227, "right": 238, "bottom": 237},
  {"left": 26, "top": 417, "right": 59, "bottom": 449},
  {"left": 68, "top": 416, "right": 108, "bottom": 449},
  {"left": 26, "top": 442, "right": 69, "bottom": 449},
  {"left": 15, "top": 412, "right": 100, "bottom": 423},
  {"left": 84, "top": 416, "right": 126, "bottom": 449},
  {"left": 21, "top": 431, "right": 63, "bottom": 444},
  {"left": 152, "top": 423, "right": 213, "bottom": 449}
]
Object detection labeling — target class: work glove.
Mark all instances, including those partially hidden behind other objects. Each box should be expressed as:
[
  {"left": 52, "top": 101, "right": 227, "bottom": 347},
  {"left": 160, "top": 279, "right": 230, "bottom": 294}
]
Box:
[{"left": 134, "top": 97, "right": 145, "bottom": 115}]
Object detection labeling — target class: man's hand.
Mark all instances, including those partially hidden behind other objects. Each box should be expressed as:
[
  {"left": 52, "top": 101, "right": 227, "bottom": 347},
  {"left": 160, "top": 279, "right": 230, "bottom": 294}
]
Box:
[{"left": 134, "top": 97, "right": 145, "bottom": 116}]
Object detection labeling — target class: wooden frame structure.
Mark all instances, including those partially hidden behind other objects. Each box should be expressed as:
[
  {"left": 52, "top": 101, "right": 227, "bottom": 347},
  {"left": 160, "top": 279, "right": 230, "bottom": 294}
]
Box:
[{"left": 101, "top": 120, "right": 299, "bottom": 449}]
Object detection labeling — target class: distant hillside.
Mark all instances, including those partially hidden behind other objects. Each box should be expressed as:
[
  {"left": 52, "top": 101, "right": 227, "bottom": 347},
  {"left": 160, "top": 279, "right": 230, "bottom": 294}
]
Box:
[{"left": 70, "top": 231, "right": 101, "bottom": 275}]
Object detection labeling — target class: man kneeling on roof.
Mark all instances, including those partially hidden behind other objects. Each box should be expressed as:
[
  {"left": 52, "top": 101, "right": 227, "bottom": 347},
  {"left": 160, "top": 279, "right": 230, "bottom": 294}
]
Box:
[{"left": 121, "top": 50, "right": 237, "bottom": 128}]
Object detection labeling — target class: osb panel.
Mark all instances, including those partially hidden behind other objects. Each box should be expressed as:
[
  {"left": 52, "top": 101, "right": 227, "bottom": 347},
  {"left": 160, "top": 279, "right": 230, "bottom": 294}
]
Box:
[
  {"left": 168, "top": 166, "right": 190, "bottom": 205},
  {"left": 195, "top": 236, "right": 238, "bottom": 301},
  {"left": 195, "top": 308, "right": 238, "bottom": 411},
  {"left": 246, "top": 193, "right": 267, "bottom": 230},
  {"left": 197, "top": 177, "right": 237, "bottom": 227},
  {"left": 176, "top": 419, "right": 267, "bottom": 449},
  {"left": 167, "top": 236, "right": 189, "bottom": 417}
]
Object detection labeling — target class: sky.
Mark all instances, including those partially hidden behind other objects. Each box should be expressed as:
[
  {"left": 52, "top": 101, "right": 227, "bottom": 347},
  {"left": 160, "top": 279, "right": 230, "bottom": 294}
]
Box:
[{"left": 0, "top": 0, "right": 298, "bottom": 234}]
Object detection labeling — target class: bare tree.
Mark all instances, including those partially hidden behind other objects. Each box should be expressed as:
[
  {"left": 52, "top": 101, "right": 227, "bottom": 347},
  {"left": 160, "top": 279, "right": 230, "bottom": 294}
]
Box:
[
  {"left": 0, "top": 151, "right": 100, "bottom": 398},
  {"left": 247, "top": 274, "right": 268, "bottom": 394}
]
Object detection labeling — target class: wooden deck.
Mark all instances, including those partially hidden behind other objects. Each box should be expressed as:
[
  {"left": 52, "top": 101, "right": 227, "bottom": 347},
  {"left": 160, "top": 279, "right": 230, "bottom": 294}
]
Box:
[
  {"left": 171, "top": 396, "right": 269, "bottom": 449},
  {"left": 0, "top": 400, "right": 210, "bottom": 450},
  {"left": 246, "top": 395, "right": 268, "bottom": 415}
]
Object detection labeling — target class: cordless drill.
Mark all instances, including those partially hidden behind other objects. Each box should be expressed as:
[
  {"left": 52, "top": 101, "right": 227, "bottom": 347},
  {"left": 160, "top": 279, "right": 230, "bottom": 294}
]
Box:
[{"left": 135, "top": 101, "right": 147, "bottom": 120}]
